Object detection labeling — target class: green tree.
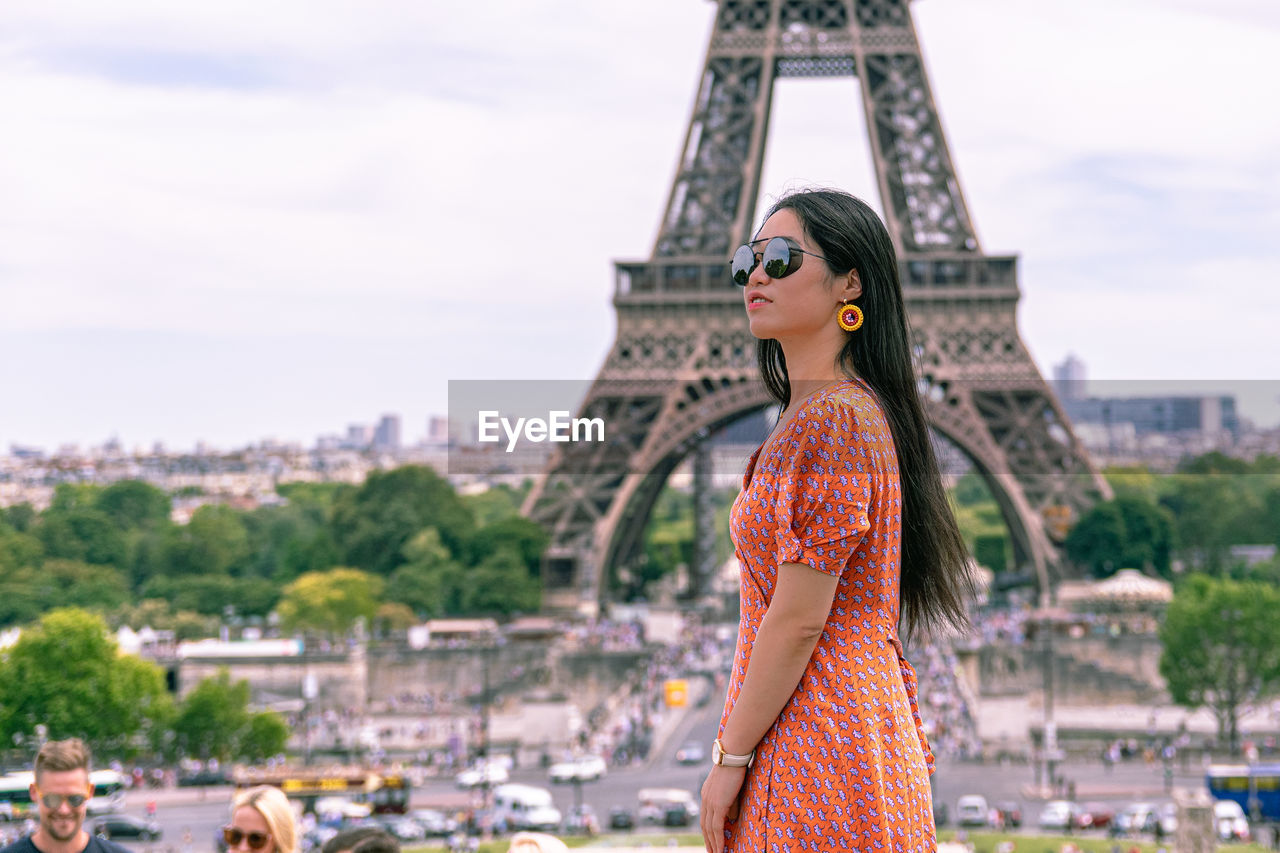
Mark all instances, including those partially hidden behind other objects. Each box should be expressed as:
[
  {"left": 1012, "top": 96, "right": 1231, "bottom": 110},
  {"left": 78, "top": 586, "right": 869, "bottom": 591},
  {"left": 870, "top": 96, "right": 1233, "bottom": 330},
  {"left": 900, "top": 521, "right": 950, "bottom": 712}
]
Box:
[
  {"left": 1114, "top": 496, "right": 1176, "bottom": 578},
  {"left": 240, "top": 712, "right": 290, "bottom": 763},
  {"left": 374, "top": 602, "right": 417, "bottom": 636},
  {"left": 461, "top": 547, "right": 540, "bottom": 616},
  {"left": 467, "top": 516, "right": 549, "bottom": 577},
  {"left": 0, "top": 608, "right": 172, "bottom": 755},
  {"left": 95, "top": 480, "right": 171, "bottom": 529},
  {"left": 37, "top": 507, "right": 127, "bottom": 567},
  {"left": 164, "top": 505, "right": 251, "bottom": 577},
  {"left": 139, "top": 575, "right": 279, "bottom": 618},
  {"left": 48, "top": 483, "right": 103, "bottom": 513},
  {"left": 462, "top": 483, "right": 529, "bottom": 526},
  {"left": 951, "top": 471, "right": 993, "bottom": 507},
  {"left": 1161, "top": 475, "right": 1244, "bottom": 572},
  {"left": 388, "top": 529, "right": 467, "bottom": 617},
  {"left": 172, "top": 670, "right": 250, "bottom": 761},
  {"left": 0, "top": 560, "right": 131, "bottom": 627},
  {"left": 0, "top": 524, "right": 43, "bottom": 573},
  {"left": 1064, "top": 502, "right": 1125, "bottom": 577},
  {"left": 241, "top": 504, "right": 339, "bottom": 583},
  {"left": 1, "top": 503, "right": 37, "bottom": 533},
  {"left": 277, "top": 568, "right": 382, "bottom": 636},
  {"left": 1159, "top": 575, "right": 1280, "bottom": 752},
  {"left": 330, "top": 466, "right": 475, "bottom": 575},
  {"left": 973, "top": 534, "right": 1009, "bottom": 574}
]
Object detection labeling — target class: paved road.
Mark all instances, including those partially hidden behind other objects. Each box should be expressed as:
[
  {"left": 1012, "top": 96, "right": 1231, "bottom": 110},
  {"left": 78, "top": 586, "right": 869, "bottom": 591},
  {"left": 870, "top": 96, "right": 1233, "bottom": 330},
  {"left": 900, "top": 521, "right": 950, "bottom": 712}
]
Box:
[{"left": 74, "top": 738, "right": 1218, "bottom": 851}]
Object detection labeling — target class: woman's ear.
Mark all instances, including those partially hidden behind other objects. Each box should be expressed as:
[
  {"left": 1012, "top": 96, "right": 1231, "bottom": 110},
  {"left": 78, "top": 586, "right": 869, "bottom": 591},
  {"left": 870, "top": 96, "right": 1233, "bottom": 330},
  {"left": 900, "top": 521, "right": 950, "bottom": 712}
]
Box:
[{"left": 842, "top": 269, "right": 863, "bottom": 301}]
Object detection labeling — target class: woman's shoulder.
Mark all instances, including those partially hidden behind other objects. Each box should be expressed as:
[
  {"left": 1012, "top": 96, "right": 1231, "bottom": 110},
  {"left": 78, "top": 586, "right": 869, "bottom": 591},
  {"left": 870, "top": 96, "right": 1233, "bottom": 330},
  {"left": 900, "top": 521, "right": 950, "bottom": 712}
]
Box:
[{"left": 795, "top": 378, "right": 886, "bottom": 429}]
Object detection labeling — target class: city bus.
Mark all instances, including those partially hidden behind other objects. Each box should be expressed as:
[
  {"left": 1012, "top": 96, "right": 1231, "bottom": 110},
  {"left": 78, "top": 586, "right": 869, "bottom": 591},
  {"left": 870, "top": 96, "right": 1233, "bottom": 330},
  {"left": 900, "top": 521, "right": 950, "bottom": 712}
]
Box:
[
  {"left": 0, "top": 769, "right": 126, "bottom": 819},
  {"left": 1206, "top": 763, "right": 1280, "bottom": 821},
  {"left": 233, "top": 767, "right": 410, "bottom": 815}
]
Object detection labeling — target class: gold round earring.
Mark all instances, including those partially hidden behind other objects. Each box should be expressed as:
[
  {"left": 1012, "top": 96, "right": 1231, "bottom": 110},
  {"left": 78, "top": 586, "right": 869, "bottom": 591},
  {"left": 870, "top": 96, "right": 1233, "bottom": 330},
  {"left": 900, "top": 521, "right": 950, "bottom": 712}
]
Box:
[{"left": 837, "top": 301, "right": 864, "bottom": 332}]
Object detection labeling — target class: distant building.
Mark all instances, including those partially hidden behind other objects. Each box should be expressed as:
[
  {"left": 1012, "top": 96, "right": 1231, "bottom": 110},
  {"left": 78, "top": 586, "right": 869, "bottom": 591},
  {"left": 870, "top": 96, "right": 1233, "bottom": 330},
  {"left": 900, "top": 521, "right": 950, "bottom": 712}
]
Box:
[
  {"left": 346, "top": 424, "right": 372, "bottom": 449},
  {"left": 1065, "top": 394, "right": 1238, "bottom": 437},
  {"left": 1052, "top": 356, "right": 1239, "bottom": 438},
  {"left": 1052, "top": 353, "right": 1087, "bottom": 402},
  {"left": 373, "top": 415, "right": 401, "bottom": 451},
  {"left": 426, "top": 415, "right": 450, "bottom": 445}
]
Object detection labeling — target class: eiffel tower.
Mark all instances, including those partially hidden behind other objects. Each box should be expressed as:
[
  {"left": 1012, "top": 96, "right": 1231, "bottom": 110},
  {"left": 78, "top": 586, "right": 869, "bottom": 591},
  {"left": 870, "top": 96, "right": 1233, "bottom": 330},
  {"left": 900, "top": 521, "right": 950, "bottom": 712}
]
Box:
[{"left": 523, "top": 0, "right": 1110, "bottom": 615}]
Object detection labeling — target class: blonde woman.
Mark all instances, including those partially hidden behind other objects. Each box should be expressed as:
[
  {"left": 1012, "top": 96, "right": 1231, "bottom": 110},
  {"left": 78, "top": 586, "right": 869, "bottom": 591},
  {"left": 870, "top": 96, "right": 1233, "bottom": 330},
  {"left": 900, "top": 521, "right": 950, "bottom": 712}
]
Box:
[{"left": 224, "top": 787, "right": 298, "bottom": 853}]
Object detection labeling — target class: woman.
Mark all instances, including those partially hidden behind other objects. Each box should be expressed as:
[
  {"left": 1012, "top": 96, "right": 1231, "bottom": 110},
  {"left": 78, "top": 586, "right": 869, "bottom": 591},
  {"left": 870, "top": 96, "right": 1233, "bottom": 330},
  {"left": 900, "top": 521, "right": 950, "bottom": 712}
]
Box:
[
  {"left": 224, "top": 786, "right": 297, "bottom": 853},
  {"left": 700, "top": 189, "right": 973, "bottom": 852}
]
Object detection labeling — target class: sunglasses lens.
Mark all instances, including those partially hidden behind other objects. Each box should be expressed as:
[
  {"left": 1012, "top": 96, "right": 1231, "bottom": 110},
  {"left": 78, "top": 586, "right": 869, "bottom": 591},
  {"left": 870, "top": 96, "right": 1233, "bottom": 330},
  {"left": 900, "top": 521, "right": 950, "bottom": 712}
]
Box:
[
  {"left": 41, "top": 794, "right": 86, "bottom": 809},
  {"left": 762, "top": 237, "right": 793, "bottom": 279},
  {"left": 224, "top": 828, "right": 269, "bottom": 850},
  {"left": 731, "top": 245, "right": 755, "bottom": 286}
]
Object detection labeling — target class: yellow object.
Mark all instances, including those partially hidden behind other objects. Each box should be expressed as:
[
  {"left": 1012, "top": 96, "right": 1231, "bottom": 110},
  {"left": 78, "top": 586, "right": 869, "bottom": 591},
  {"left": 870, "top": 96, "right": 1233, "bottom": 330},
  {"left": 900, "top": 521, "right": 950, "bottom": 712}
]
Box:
[{"left": 664, "top": 678, "right": 688, "bottom": 707}]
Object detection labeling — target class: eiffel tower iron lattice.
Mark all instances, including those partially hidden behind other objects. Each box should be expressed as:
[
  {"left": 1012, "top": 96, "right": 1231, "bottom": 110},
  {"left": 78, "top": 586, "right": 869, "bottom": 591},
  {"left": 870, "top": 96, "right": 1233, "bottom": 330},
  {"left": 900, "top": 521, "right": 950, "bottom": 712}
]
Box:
[{"left": 522, "top": 0, "right": 1110, "bottom": 615}]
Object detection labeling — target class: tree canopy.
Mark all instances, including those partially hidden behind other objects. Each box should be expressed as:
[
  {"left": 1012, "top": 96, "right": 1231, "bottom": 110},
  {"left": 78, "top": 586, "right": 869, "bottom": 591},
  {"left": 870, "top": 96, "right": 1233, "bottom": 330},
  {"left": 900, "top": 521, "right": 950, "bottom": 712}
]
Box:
[
  {"left": 1159, "top": 575, "right": 1280, "bottom": 752},
  {"left": 0, "top": 608, "right": 172, "bottom": 755}
]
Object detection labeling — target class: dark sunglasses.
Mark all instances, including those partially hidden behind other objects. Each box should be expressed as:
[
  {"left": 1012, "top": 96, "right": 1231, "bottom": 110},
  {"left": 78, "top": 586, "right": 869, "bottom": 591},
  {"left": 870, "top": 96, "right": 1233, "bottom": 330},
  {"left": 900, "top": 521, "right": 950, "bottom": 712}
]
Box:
[
  {"left": 37, "top": 792, "right": 88, "bottom": 809},
  {"left": 223, "top": 827, "right": 272, "bottom": 850},
  {"left": 731, "top": 236, "right": 828, "bottom": 286}
]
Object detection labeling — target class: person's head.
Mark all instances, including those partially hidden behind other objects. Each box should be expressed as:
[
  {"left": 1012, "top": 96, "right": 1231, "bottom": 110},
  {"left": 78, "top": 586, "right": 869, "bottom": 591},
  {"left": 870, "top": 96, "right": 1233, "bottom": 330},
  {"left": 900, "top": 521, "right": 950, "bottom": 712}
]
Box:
[
  {"left": 744, "top": 188, "right": 974, "bottom": 637},
  {"left": 322, "top": 827, "right": 397, "bottom": 853},
  {"left": 507, "top": 832, "right": 570, "bottom": 853},
  {"left": 742, "top": 190, "right": 908, "bottom": 399},
  {"left": 227, "top": 786, "right": 297, "bottom": 853},
  {"left": 30, "top": 738, "right": 93, "bottom": 843}
]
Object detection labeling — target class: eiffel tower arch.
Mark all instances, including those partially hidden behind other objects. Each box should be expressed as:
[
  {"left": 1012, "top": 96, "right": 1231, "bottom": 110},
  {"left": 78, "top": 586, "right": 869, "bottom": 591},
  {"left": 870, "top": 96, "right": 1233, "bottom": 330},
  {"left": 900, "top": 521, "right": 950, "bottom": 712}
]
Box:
[{"left": 523, "top": 0, "right": 1110, "bottom": 615}]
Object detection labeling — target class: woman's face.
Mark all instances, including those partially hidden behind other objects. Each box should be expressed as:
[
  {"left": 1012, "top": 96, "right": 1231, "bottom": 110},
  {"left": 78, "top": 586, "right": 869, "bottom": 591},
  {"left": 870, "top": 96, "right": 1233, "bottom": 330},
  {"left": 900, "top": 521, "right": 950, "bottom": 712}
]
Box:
[
  {"left": 741, "top": 209, "right": 852, "bottom": 342},
  {"left": 229, "top": 805, "right": 275, "bottom": 853}
]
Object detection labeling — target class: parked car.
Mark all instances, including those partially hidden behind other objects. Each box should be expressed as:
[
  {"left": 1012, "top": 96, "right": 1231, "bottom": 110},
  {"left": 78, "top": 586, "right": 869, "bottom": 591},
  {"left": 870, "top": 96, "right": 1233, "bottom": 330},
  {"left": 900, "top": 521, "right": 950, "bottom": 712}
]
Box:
[
  {"left": 1112, "top": 802, "right": 1160, "bottom": 836},
  {"left": 93, "top": 815, "right": 162, "bottom": 841},
  {"left": 548, "top": 754, "right": 607, "bottom": 784},
  {"left": 675, "top": 742, "right": 706, "bottom": 765},
  {"left": 608, "top": 807, "right": 635, "bottom": 831},
  {"left": 377, "top": 817, "right": 425, "bottom": 842},
  {"left": 454, "top": 761, "right": 509, "bottom": 789},
  {"left": 1214, "top": 799, "right": 1251, "bottom": 841},
  {"left": 1037, "top": 800, "right": 1083, "bottom": 831},
  {"left": 1079, "top": 802, "right": 1114, "bottom": 830},
  {"left": 955, "top": 794, "right": 989, "bottom": 827},
  {"left": 992, "top": 800, "right": 1022, "bottom": 828},
  {"left": 409, "top": 809, "right": 457, "bottom": 838},
  {"left": 638, "top": 788, "right": 699, "bottom": 826}
]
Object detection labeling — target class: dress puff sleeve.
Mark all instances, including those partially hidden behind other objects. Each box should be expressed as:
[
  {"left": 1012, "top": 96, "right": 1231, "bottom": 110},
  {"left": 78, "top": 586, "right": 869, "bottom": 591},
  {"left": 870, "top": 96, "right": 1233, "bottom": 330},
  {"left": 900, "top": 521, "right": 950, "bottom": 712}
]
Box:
[{"left": 770, "top": 397, "right": 873, "bottom": 577}]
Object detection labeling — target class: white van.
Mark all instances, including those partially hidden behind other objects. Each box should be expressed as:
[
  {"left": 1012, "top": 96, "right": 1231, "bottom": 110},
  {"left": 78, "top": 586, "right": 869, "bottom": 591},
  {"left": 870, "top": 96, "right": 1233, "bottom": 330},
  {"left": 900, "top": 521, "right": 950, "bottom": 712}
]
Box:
[{"left": 491, "top": 784, "right": 562, "bottom": 832}]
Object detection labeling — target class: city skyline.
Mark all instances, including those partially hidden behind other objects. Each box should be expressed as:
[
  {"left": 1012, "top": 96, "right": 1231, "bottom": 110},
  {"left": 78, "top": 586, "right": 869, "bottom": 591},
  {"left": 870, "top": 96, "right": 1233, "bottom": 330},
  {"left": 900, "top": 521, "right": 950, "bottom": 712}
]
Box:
[{"left": 2, "top": 1, "right": 1278, "bottom": 451}]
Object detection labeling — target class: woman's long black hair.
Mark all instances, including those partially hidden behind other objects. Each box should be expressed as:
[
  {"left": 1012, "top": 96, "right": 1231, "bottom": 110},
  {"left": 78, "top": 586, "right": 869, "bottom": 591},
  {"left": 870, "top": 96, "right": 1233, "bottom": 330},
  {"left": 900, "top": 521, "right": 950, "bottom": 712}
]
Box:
[{"left": 757, "top": 189, "right": 973, "bottom": 640}]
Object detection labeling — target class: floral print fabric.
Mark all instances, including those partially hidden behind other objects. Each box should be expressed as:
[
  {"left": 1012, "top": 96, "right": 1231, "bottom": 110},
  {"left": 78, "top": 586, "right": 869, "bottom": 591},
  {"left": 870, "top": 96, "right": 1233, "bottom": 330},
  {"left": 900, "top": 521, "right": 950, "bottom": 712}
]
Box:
[{"left": 721, "top": 380, "right": 936, "bottom": 852}]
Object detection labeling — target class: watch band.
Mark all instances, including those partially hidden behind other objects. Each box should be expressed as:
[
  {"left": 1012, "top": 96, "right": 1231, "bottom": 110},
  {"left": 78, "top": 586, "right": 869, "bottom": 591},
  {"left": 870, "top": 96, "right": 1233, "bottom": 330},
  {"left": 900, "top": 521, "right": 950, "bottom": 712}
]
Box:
[{"left": 712, "top": 738, "right": 755, "bottom": 768}]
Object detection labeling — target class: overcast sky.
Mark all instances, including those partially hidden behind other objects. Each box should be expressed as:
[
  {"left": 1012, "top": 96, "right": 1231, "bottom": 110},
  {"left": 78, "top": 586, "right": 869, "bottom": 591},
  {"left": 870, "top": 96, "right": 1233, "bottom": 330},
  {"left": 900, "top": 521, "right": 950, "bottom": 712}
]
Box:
[{"left": 2, "top": 0, "right": 1278, "bottom": 452}]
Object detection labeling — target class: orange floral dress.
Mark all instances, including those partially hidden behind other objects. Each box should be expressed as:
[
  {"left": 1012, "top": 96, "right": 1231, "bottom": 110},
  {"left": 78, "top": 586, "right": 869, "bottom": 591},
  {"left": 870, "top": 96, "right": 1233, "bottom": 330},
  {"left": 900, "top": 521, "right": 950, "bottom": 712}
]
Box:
[{"left": 720, "top": 379, "right": 935, "bottom": 852}]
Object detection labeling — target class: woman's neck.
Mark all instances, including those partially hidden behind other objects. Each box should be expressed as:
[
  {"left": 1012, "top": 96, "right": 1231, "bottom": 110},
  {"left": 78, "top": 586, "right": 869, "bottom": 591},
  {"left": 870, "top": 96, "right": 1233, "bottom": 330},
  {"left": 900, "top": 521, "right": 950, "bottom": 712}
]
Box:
[{"left": 780, "top": 338, "right": 850, "bottom": 406}]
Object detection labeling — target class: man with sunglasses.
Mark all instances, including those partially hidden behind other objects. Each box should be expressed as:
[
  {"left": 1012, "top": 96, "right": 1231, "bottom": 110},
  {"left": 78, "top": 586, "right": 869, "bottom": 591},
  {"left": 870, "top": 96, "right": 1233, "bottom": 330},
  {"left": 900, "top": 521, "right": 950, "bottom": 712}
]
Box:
[{"left": 0, "top": 739, "right": 128, "bottom": 853}]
